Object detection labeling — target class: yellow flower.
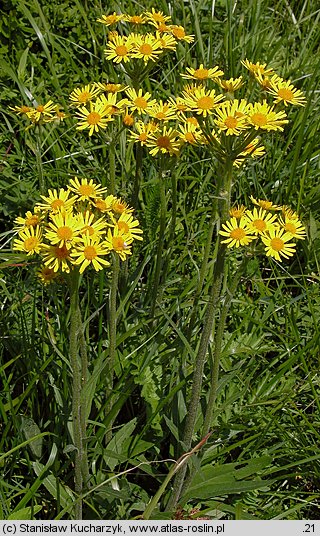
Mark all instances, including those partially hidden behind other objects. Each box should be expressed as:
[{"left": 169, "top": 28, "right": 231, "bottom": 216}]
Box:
[
  {"left": 26, "top": 101, "right": 57, "bottom": 122},
  {"left": 42, "top": 244, "right": 72, "bottom": 273},
  {"left": 129, "top": 121, "right": 159, "bottom": 145},
  {"left": 279, "top": 216, "right": 306, "bottom": 240},
  {"left": 217, "top": 76, "right": 244, "bottom": 92},
  {"left": 131, "top": 33, "right": 163, "bottom": 62},
  {"left": 104, "top": 35, "right": 133, "bottom": 63},
  {"left": 219, "top": 217, "right": 256, "bottom": 248},
  {"left": 250, "top": 196, "right": 281, "bottom": 211},
  {"left": 234, "top": 139, "right": 266, "bottom": 167},
  {"left": 71, "top": 236, "right": 111, "bottom": 273},
  {"left": 146, "top": 125, "right": 181, "bottom": 156},
  {"left": 115, "top": 213, "right": 143, "bottom": 241},
  {"left": 181, "top": 64, "right": 224, "bottom": 81},
  {"left": 229, "top": 205, "right": 247, "bottom": 219},
  {"left": 36, "top": 188, "right": 77, "bottom": 214},
  {"left": 10, "top": 104, "right": 32, "bottom": 115},
  {"left": 246, "top": 100, "right": 288, "bottom": 131},
  {"left": 261, "top": 228, "right": 296, "bottom": 261},
  {"left": 123, "top": 14, "right": 147, "bottom": 25},
  {"left": 168, "top": 25, "right": 194, "bottom": 43},
  {"left": 69, "top": 85, "right": 101, "bottom": 107},
  {"left": 123, "top": 111, "right": 135, "bottom": 126},
  {"left": 14, "top": 209, "right": 43, "bottom": 231},
  {"left": 13, "top": 226, "right": 43, "bottom": 255},
  {"left": 46, "top": 211, "right": 82, "bottom": 248},
  {"left": 148, "top": 100, "right": 177, "bottom": 122},
  {"left": 181, "top": 87, "right": 224, "bottom": 117},
  {"left": 98, "top": 93, "right": 129, "bottom": 116},
  {"left": 125, "top": 88, "right": 157, "bottom": 115},
  {"left": 177, "top": 123, "right": 202, "bottom": 145},
  {"left": 155, "top": 32, "right": 177, "bottom": 51},
  {"left": 144, "top": 8, "right": 171, "bottom": 24},
  {"left": 105, "top": 227, "right": 133, "bottom": 261},
  {"left": 97, "top": 12, "right": 124, "bottom": 26},
  {"left": 37, "top": 266, "right": 57, "bottom": 285},
  {"left": 267, "top": 76, "right": 306, "bottom": 106},
  {"left": 96, "top": 82, "right": 126, "bottom": 94},
  {"left": 78, "top": 211, "right": 107, "bottom": 239},
  {"left": 214, "top": 99, "right": 249, "bottom": 135},
  {"left": 281, "top": 205, "right": 299, "bottom": 220},
  {"left": 112, "top": 198, "right": 134, "bottom": 215},
  {"left": 76, "top": 99, "right": 114, "bottom": 136},
  {"left": 94, "top": 195, "right": 117, "bottom": 213},
  {"left": 244, "top": 208, "right": 277, "bottom": 235},
  {"left": 241, "top": 59, "right": 274, "bottom": 76},
  {"left": 68, "top": 177, "right": 108, "bottom": 202}
]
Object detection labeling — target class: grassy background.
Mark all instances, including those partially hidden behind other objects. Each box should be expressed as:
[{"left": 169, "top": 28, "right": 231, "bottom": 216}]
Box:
[{"left": 0, "top": 0, "right": 320, "bottom": 520}]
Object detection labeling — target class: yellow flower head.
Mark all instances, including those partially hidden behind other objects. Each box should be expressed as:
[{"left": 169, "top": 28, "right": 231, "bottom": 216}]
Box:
[
  {"left": 241, "top": 59, "right": 274, "bottom": 76},
  {"left": 181, "top": 87, "right": 224, "bottom": 117},
  {"left": 78, "top": 211, "right": 107, "bottom": 239},
  {"left": 115, "top": 213, "right": 143, "bottom": 241},
  {"left": 168, "top": 25, "right": 194, "bottom": 43},
  {"left": 105, "top": 227, "right": 133, "bottom": 261},
  {"left": 14, "top": 209, "right": 43, "bottom": 231},
  {"left": 112, "top": 198, "right": 134, "bottom": 215},
  {"left": 261, "top": 227, "right": 296, "bottom": 261},
  {"left": 37, "top": 188, "right": 77, "bottom": 214},
  {"left": 69, "top": 85, "right": 101, "bottom": 107},
  {"left": 104, "top": 35, "right": 134, "bottom": 63},
  {"left": 219, "top": 217, "right": 256, "bottom": 248},
  {"left": 155, "top": 31, "right": 177, "bottom": 51},
  {"left": 229, "top": 205, "right": 247, "bottom": 219},
  {"left": 267, "top": 76, "right": 306, "bottom": 106},
  {"left": 250, "top": 196, "right": 281, "bottom": 211},
  {"left": 148, "top": 100, "right": 177, "bottom": 122},
  {"left": 13, "top": 226, "right": 43, "bottom": 255},
  {"left": 125, "top": 88, "right": 157, "bottom": 115},
  {"left": 131, "top": 33, "right": 163, "bottom": 62},
  {"left": 71, "top": 236, "right": 111, "bottom": 273},
  {"left": 217, "top": 76, "right": 244, "bottom": 92},
  {"left": 181, "top": 64, "right": 224, "bottom": 81},
  {"left": 279, "top": 216, "right": 306, "bottom": 240},
  {"left": 94, "top": 195, "right": 117, "bottom": 213},
  {"left": 46, "top": 211, "right": 82, "bottom": 248},
  {"left": 76, "top": 98, "right": 114, "bottom": 136},
  {"left": 26, "top": 101, "right": 57, "bottom": 123},
  {"left": 37, "top": 266, "right": 57, "bottom": 285},
  {"left": 123, "top": 14, "right": 147, "bottom": 25},
  {"left": 10, "top": 104, "right": 32, "bottom": 116},
  {"left": 214, "top": 99, "right": 249, "bottom": 135},
  {"left": 234, "top": 139, "right": 266, "bottom": 167},
  {"left": 244, "top": 207, "right": 278, "bottom": 235},
  {"left": 97, "top": 12, "right": 124, "bottom": 26},
  {"left": 42, "top": 244, "right": 72, "bottom": 273},
  {"left": 68, "top": 177, "right": 108, "bottom": 201},
  {"left": 246, "top": 100, "right": 288, "bottom": 131},
  {"left": 96, "top": 82, "right": 126, "bottom": 94},
  {"left": 146, "top": 125, "right": 181, "bottom": 156},
  {"left": 129, "top": 121, "right": 159, "bottom": 145},
  {"left": 144, "top": 8, "right": 171, "bottom": 24},
  {"left": 177, "top": 123, "right": 202, "bottom": 145}
]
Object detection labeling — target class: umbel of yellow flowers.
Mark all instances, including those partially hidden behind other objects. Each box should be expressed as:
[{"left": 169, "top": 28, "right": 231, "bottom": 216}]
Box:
[{"left": 12, "top": 178, "right": 143, "bottom": 284}]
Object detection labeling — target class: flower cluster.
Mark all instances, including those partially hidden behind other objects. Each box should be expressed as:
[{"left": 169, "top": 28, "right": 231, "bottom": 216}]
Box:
[
  {"left": 12, "top": 178, "right": 143, "bottom": 283},
  {"left": 219, "top": 197, "right": 306, "bottom": 261},
  {"left": 10, "top": 101, "right": 66, "bottom": 128}
]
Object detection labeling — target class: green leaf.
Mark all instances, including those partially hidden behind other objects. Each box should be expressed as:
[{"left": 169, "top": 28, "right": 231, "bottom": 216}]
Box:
[
  {"left": 104, "top": 418, "right": 137, "bottom": 471},
  {"left": 8, "top": 506, "right": 42, "bottom": 520}
]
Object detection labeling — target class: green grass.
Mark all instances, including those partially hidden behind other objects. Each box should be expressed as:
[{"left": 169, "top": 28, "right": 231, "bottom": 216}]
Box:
[{"left": 1, "top": 0, "right": 320, "bottom": 521}]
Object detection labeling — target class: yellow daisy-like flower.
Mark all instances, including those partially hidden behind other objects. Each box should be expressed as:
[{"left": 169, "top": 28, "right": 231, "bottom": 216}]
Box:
[
  {"left": 37, "top": 266, "right": 57, "bottom": 285},
  {"left": 95, "top": 82, "right": 126, "bottom": 94},
  {"left": 234, "top": 139, "right": 266, "bottom": 167},
  {"left": 214, "top": 99, "right": 249, "bottom": 135},
  {"left": 71, "top": 236, "right": 111, "bottom": 273},
  {"left": 219, "top": 217, "right": 256, "bottom": 248},
  {"left": 78, "top": 211, "right": 107, "bottom": 239},
  {"left": 125, "top": 88, "right": 157, "bottom": 115},
  {"left": 246, "top": 100, "right": 288, "bottom": 131},
  {"left": 261, "top": 228, "right": 296, "bottom": 261},
  {"left": 177, "top": 123, "right": 202, "bottom": 145},
  {"left": 94, "top": 195, "right": 117, "bottom": 213},
  {"left": 123, "top": 111, "right": 135, "bottom": 126},
  {"left": 181, "top": 64, "right": 224, "bottom": 81},
  {"left": 68, "top": 177, "right": 108, "bottom": 202},
  {"left": 229, "top": 205, "right": 247, "bottom": 219},
  {"left": 115, "top": 213, "right": 143, "bottom": 241},
  {"left": 281, "top": 205, "right": 299, "bottom": 220},
  {"left": 168, "top": 25, "right": 194, "bottom": 43},
  {"left": 36, "top": 188, "right": 77, "bottom": 214},
  {"left": 98, "top": 93, "right": 129, "bottom": 116},
  {"left": 26, "top": 101, "right": 57, "bottom": 122},
  {"left": 267, "top": 76, "right": 306, "bottom": 106},
  {"left": 146, "top": 125, "right": 181, "bottom": 156},
  {"left": 10, "top": 104, "right": 32, "bottom": 115},
  {"left": 244, "top": 207, "right": 277, "bottom": 235},
  {"left": 241, "top": 59, "right": 274, "bottom": 76},
  {"left": 123, "top": 14, "right": 147, "bottom": 25},
  {"left": 250, "top": 196, "right": 281, "bottom": 211},
  {"left": 155, "top": 31, "right": 177, "bottom": 51},
  {"left": 131, "top": 33, "right": 163, "bottom": 62},
  {"left": 14, "top": 209, "right": 43, "bottom": 231},
  {"left": 105, "top": 227, "right": 133, "bottom": 261},
  {"left": 112, "top": 198, "right": 134, "bottom": 215},
  {"left": 97, "top": 12, "right": 124, "bottom": 26},
  {"left": 104, "top": 35, "right": 134, "bottom": 63},
  {"left": 217, "top": 76, "right": 244, "bottom": 92},
  {"left": 13, "top": 226, "right": 43, "bottom": 255},
  {"left": 46, "top": 211, "right": 82, "bottom": 248},
  {"left": 42, "top": 244, "right": 72, "bottom": 273},
  {"left": 182, "top": 87, "right": 224, "bottom": 117},
  {"left": 129, "top": 121, "right": 159, "bottom": 145},
  {"left": 144, "top": 8, "right": 171, "bottom": 24},
  {"left": 69, "top": 84, "right": 101, "bottom": 107},
  {"left": 76, "top": 99, "right": 114, "bottom": 136},
  {"left": 148, "top": 100, "right": 177, "bottom": 122},
  {"left": 279, "top": 216, "right": 306, "bottom": 240}
]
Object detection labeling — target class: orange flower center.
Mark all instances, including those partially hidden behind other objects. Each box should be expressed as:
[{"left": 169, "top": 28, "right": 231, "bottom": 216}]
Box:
[
  {"left": 134, "top": 97, "right": 148, "bottom": 109},
  {"left": 278, "top": 88, "right": 294, "bottom": 101},
  {"left": 252, "top": 219, "right": 266, "bottom": 231},
  {"left": 138, "top": 133, "right": 148, "bottom": 142},
  {"left": 24, "top": 237, "right": 38, "bottom": 251},
  {"left": 41, "top": 268, "right": 55, "bottom": 280},
  {"left": 197, "top": 96, "right": 214, "bottom": 110},
  {"left": 230, "top": 228, "right": 246, "bottom": 240},
  {"left": 130, "top": 16, "right": 143, "bottom": 24},
  {"left": 36, "top": 105, "right": 45, "bottom": 112},
  {"left": 270, "top": 237, "right": 284, "bottom": 251},
  {"left": 78, "top": 91, "right": 91, "bottom": 103},
  {"left": 83, "top": 225, "right": 95, "bottom": 236},
  {"left": 25, "top": 215, "right": 40, "bottom": 226},
  {"left": 112, "top": 236, "right": 125, "bottom": 250},
  {"left": 54, "top": 246, "right": 70, "bottom": 259},
  {"left": 21, "top": 106, "right": 30, "bottom": 113},
  {"left": 106, "top": 84, "right": 120, "bottom": 92},
  {"left": 140, "top": 43, "right": 153, "bottom": 56},
  {"left": 123, "top": 114, "right": 134, "bottom": 126},
  {"left": 87, "top": 112, "right": 101, "bottom": 125},
  {"left": 95, "top": 199, "right": 107, "bottom": 211},
  {"left": 113, "top": 203, "right": 125, "bottom": 214},
  {"left": 284, "top": 222, "right": 297, "bottom": 234},
  {"left": 57, "top": 226, "right": 73, "bottom": 241},
  {"left": 259, "top": 201, "right": 273, "bottom": 210},
  {"left": 157, "top": 135, "right": 171, "bottom": 148},
  {"left": 251, "top": 113, "right": 267, "bottom": 126},
  {"left": 79, "top": 184, "right": 95, "bottom": 196},
  {"left": 187, "top": 117, "right": 198, "bottom": 126},
  {"left": 115, "top": 45, "right": 128, "bottom": 57},
  {"left": 153, "top": 13, "right": 165, "bottom": 22},
  {"left": 172, "top": 27, "right": 185, "bottom": 39},
  {"left": 194, "top": 68, "right": 209, "bottom": 79},
  {"left": 84, "top": 245, "right": 98, "bottom": 260},
  {"left": 156, "top": 111, "right": 166, "bottom": 119},
  {"left": 224, "top": 116, "right": 238, "bottom": 129},
  {"left": 51, "top": 199, "right": 65, "bottom": 210},
  {"left": 118, "top": 221, "right": 130, "bottom": 233}
]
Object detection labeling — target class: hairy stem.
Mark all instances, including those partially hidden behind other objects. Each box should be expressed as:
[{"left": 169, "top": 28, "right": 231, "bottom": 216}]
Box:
[{"left": 150, "top": 166, "right": 167, "bottom": 319}]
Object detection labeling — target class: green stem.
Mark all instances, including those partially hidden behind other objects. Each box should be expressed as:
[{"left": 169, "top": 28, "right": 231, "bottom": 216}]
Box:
[
  {"left": 77, "top": 304, "right": 90, "bottom": 488},
  {"left": 109, "top": 145, "right": 116, "bottom": 195},
  {"left": 35, "top": 125, "right": 45, "bottom": 194},
  {"left": 132, "top": 143, "right": 143, "bottom": 208},
  {"left": 69, "top": 269, "right": 83, "bottom": 519},
  {"left": 169, "top": 170, "right": 177, "bottom": 245},
  {"left": 150, "top": 165, "right": 167, "bottom": 319}
]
